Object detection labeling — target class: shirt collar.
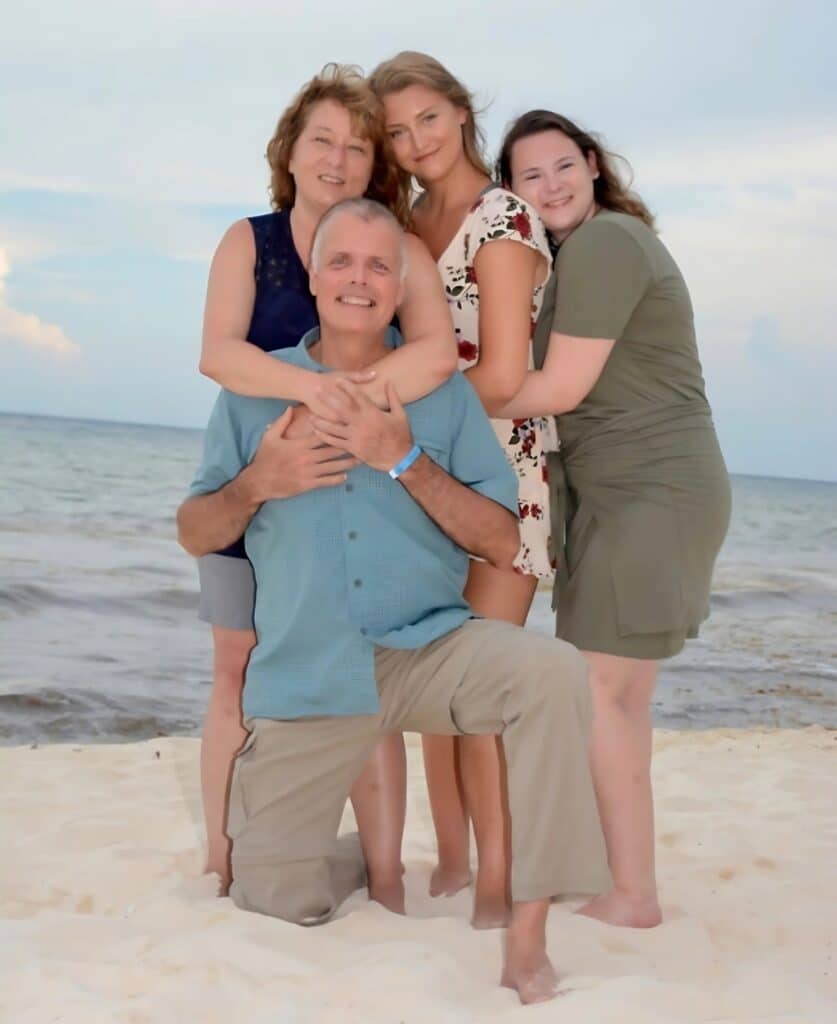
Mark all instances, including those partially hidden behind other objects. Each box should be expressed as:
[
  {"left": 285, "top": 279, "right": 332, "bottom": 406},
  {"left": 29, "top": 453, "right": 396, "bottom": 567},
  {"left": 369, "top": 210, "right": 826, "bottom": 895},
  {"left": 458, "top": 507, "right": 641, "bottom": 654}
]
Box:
[{"left": 296, "top": 325, "right": 401, "bottom": 373}]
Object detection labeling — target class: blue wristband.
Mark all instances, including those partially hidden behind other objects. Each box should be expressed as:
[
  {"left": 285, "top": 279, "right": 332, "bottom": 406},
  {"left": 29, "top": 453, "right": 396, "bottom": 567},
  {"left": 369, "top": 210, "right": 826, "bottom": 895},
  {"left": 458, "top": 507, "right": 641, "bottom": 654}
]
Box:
[{"left": 388, "top": 444, "right": 422, "bottom": 479}]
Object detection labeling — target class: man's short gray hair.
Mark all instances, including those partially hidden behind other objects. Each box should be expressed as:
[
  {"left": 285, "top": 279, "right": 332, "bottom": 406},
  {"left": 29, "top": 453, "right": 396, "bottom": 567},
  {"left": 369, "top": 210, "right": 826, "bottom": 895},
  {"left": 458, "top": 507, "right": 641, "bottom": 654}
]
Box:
[{"left": 310, "top": 198, "right": 408, "bottom": 281}]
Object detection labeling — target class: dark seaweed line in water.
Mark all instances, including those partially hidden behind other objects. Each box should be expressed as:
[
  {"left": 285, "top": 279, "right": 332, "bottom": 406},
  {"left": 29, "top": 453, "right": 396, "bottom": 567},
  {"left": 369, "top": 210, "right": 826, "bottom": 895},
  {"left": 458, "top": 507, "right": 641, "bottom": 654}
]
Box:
[{"left": 0, "top": 582, "right": 198, "bottom": 616}]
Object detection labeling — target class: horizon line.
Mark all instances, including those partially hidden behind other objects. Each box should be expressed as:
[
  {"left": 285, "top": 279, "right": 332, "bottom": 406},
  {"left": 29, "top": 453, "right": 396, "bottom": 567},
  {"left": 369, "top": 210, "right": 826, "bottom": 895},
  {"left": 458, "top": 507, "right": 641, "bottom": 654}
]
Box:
[{"left": 1, "top": 407, "right": 835, "bottom": 487}]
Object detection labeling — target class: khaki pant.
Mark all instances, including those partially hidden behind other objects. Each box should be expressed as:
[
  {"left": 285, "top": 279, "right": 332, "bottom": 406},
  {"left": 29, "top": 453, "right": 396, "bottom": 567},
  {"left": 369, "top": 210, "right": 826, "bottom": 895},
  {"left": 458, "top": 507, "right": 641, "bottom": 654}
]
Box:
[{"left": 228, "top": 618, "right": 609, "bottom": 924}]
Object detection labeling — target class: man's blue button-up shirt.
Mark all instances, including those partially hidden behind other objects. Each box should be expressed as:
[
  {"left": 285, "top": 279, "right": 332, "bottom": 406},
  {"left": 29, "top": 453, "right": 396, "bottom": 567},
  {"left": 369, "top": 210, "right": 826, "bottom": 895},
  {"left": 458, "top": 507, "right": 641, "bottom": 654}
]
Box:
[{"left": 189, "top": 328, "right": 518, "bottom": 720}]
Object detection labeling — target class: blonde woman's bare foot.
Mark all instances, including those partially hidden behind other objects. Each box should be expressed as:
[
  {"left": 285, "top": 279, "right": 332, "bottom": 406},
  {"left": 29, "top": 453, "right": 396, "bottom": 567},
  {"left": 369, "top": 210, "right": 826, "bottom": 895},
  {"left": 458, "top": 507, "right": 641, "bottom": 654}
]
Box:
[
  {"left": 429, "top": 862, "right": 471, "bottom": 897},
  {"left": 369, "top": 878, "right": 406, "bottom": 915},
  {"left": 576, "top": 890, "right": 662, "bottom": 928},
  {"left": 472, "top": 901, "right": 511, "bottom": 929},
  {"left": 472, "top": 873, "right": 511, "bottom": 929}
]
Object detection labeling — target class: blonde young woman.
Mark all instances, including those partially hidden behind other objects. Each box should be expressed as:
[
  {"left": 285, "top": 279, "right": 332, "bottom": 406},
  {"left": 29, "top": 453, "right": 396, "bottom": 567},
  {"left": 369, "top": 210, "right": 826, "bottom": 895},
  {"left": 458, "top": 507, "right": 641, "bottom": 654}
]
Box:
[
  {"left": 496, "top": 111, "right": 731, "bottom": 927},
  {"left": 188, "top": 65, "right": 457, "bottom": 908},
  {"left": 370, "top": 53, "right": 581, "bottom": 928}
]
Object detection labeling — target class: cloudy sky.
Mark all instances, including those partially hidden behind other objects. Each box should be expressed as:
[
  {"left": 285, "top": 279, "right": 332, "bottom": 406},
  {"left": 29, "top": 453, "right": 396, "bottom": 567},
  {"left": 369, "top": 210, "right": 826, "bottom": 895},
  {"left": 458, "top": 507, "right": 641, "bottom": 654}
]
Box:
[{"left": 1, "top": 0, "right": 835, "bottom": 480}]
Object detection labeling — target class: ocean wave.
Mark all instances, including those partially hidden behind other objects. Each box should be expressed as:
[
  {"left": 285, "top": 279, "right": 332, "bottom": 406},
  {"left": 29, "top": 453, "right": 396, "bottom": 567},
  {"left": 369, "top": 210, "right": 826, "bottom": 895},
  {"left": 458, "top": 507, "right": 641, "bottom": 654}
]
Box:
[
  {"left": 0, "top": 583, "right": 198, "bottom": 618},
  {"left": 712, "top": 585, "right": 837, "bottom": 615},
  {"left": 0, "top": 686, "right": 200, "bottom": 744}
]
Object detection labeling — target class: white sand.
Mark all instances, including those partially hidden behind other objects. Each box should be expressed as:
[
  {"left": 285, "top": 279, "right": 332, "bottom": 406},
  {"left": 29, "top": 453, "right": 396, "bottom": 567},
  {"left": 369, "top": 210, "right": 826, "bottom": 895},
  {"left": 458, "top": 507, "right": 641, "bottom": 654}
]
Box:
[{"left": 2, "top": 729, "right": 835, "bottom": 1023}]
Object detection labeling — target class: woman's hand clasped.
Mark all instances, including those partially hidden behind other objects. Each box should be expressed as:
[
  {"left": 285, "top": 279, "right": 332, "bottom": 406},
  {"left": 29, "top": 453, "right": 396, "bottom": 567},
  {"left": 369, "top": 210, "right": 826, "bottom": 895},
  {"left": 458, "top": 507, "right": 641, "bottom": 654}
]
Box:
[{"left": 311, "top": 379, "right": 414, "bottom": 474}]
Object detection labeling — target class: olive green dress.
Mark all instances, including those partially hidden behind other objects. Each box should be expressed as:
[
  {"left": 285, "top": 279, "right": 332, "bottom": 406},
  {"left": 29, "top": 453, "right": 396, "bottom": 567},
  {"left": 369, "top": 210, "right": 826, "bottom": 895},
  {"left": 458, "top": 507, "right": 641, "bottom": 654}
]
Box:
[{"left": 533, "top": 211, "right": 731, "bottom": 659}]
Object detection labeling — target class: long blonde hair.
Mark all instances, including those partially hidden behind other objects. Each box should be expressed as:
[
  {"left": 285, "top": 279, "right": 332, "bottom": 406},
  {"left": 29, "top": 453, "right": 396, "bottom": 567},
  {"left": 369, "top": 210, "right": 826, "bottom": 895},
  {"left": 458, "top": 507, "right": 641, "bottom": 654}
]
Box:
[
  {"left": 368, "top": 51, "right": 491, "bottom": 189},
  {"left": 266, "top": 63, "right": 411, "bottom": 227}
]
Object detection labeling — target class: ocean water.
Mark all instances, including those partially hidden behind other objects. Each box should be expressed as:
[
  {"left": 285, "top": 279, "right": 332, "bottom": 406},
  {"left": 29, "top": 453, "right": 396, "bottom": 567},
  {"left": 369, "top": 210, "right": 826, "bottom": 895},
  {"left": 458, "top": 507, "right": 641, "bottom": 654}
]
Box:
[{"left": 1, "top": 411, "right": 835, "bottom": 744}]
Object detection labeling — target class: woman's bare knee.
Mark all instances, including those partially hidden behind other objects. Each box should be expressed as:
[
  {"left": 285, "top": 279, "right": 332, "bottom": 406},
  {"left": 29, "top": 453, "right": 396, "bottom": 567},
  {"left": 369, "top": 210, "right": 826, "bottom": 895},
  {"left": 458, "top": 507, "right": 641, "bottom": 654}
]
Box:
[{"left": 584, "top": 653, "right": 656, "bottom": 713}]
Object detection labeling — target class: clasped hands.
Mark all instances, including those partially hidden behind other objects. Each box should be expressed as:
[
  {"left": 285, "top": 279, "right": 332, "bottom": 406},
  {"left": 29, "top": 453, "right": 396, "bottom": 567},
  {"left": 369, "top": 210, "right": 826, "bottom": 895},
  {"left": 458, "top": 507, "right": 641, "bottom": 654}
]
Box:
[{"left": 245, "top": 374, "right": 413, "bottom": 503}]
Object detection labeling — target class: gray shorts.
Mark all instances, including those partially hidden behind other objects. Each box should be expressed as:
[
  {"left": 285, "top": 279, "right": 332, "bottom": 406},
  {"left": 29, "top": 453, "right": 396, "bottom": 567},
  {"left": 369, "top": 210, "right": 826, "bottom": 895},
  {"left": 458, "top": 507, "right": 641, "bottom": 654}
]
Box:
[{"left": 197, "top": 554, "right": 256, "bottom": 631}]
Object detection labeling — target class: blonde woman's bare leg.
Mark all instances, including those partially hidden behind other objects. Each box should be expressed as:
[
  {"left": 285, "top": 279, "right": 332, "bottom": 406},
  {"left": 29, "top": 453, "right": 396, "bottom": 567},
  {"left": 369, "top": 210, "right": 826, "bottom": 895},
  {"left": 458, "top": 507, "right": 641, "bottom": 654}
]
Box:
[
  {"left": 202, "top": 625, "right": 255, "bottom": 892},
  {"left": 351, "top": 732, "right": 407, "bottom": 914},
  {"left": 460, "top": 561, "right": 538, "bottom": 927},
  {"left": 422, "top": 733, "right": 472, "bottom": 896},
  {"left": 577, "top": 651, "right": 662, "bottom": 927}
]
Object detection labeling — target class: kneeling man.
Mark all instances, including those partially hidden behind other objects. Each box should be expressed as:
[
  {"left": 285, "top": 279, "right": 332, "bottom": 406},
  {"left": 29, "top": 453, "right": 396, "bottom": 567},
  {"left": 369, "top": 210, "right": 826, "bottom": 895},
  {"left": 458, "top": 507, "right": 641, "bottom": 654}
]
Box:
[{"left": 178, "top": 199, "right": 607, "bottom": 1004}]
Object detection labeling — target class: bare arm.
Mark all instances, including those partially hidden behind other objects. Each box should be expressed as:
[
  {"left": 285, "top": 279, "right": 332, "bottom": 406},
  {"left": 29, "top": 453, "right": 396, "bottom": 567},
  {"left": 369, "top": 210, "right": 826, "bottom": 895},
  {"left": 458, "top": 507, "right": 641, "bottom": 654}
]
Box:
[
  {"left": 177, "top": 408, "right": 358, "bottom": 557},
  {"left": 200, "top": 222, "right": 456, "bottom": 411},
  {"left": 311, "top": 380, "right": 519, "bottom": 569},
  {"left": 464, "top": 240, "right": 546, "bottom": 417},
  {"left": 199, "top": 220, "right": 321, "bottom": 403},
  {"left": 496, "top": 331, "right": 615, "bottom": 419},
  {"left": 397, "top": 452, "right": 519, "bottom": 569},
  {"left": 177, "top": 470, "right": 261, "bottom": 558},
  {"left": 353, "top": 233, "right": 458, "bottom": 407}
]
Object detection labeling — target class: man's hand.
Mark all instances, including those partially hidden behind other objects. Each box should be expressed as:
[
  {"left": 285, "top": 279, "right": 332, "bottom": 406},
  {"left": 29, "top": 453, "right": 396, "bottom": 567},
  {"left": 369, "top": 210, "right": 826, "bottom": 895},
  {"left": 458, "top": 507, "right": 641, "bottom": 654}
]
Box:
[
  {"left": 244, "top": 407, "right": 359, "bottom": 501},
  {"left": 311, "top": 380, "right": 414, "bottom": 474}
]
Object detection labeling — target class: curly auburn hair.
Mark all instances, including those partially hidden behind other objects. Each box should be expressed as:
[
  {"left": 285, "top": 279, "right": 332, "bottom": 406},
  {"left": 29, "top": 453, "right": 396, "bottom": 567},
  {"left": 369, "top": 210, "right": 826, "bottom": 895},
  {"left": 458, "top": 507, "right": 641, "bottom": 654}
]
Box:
[
  {"left": 497, "top": 110, "right": 655, "bottom": 230},
  {"left": 266, "top": 63, "right": 411, "bottom": 228}
]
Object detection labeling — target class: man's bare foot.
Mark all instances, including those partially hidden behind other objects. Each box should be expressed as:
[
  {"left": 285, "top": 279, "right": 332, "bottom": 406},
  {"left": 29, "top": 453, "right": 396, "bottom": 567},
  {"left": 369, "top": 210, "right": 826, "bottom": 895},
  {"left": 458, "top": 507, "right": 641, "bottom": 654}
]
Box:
[
  {"left": 501, "top": 949, "right": 560, "bottom": 1004},
  {"left": 502, "top": 899, "right": 560, "bottom": 1004},
  {"left": 429, "top": 862, "right": 471, "bottom": 897},
  {"left": 576, "top": 890, "right": 662, "bottom": 928},
  {"left": 369, "top": 878, "right": 406, "bottom": 915}
]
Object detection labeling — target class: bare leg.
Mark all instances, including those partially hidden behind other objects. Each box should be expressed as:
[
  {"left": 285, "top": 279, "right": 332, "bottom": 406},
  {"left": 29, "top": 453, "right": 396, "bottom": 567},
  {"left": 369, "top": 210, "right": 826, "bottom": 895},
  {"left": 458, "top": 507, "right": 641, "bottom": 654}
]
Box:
[
  {"left": 351, "top": 732, "right": 407, "bottom": 914},
  {"left": 422, "top": 734, "right": 471, "bottom": 896},
  {"left": 577, "top": 651, "right": 662, "bottom": 928},
  {"left": 201, "top": 625, "right": 255, "bottom": 893},
  {"left": 425, "top": 561, "right": 537, "bottom": 925},
  {"left": 501, "top": 899, "right": 560, "bottom": 1004}
]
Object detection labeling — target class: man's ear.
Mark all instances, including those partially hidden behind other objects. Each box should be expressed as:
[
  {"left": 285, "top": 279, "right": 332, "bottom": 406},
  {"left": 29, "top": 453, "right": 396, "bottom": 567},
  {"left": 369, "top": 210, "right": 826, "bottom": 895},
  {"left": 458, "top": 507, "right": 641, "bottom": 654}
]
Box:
[{"left": 309, "top": 268, "right": 318, "bottom": 297}]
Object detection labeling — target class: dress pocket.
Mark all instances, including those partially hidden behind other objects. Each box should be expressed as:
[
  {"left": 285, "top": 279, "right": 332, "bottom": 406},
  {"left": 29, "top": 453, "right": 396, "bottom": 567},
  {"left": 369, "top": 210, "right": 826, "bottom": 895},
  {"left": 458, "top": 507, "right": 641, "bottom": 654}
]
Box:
[{"left": 605, "top": 501, "right": 685, "bottom": 637}]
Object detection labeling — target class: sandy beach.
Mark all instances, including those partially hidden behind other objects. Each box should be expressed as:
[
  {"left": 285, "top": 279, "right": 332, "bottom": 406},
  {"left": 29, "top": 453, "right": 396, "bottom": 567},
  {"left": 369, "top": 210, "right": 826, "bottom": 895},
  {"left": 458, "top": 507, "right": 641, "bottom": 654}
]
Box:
[{"left": 2, "top": 729, "right": 835, "bottom": 1023}]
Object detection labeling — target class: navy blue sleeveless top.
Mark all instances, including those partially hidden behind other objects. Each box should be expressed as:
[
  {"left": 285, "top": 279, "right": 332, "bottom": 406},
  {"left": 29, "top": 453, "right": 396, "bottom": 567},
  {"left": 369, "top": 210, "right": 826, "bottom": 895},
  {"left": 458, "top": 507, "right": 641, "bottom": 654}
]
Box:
[
  {"left": 246, "top": 210, "right": 318, "bottom": 353},
  {"left": 220, "top": 210, "right": 317, "bottom": 559}
]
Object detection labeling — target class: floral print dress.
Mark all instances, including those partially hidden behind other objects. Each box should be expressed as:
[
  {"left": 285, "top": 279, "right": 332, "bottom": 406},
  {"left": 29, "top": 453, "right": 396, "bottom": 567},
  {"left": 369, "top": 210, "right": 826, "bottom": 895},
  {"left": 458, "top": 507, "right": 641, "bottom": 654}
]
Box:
[{"left": 439, "top": 187, "right": 556, "bottom": 578}]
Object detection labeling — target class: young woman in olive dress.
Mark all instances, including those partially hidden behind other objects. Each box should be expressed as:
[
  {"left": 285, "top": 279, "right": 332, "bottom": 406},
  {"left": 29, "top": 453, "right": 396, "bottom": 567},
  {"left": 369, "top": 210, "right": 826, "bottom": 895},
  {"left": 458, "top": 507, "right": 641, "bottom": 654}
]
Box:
[{"left": 497, "top": 111, "right": 731, "bottom": 927}]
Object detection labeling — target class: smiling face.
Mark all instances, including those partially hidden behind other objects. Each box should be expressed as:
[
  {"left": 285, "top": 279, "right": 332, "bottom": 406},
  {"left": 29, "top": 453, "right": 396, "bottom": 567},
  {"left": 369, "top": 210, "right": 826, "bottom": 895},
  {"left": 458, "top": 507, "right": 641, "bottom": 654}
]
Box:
[
  {"left": 381, "top": 83, "right": 467, "bottom": 183},
  {"left": 309, "top": 211, "right": 404, "bottom": 337},
  {"left": 509, "top": 130, "right": 599, "bottom": 242},
  {"left": 287, "top": 99, "right": 375, "bottom": 214}
]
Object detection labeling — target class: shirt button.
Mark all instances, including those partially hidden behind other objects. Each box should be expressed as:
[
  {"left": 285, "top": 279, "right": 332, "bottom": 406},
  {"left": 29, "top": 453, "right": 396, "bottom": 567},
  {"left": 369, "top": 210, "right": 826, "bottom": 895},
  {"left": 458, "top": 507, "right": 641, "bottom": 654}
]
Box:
[
  {"left": 348, "top": 531, "right": 357, "bottom": 540},
  {"left": 360, "top": 627, "right": 368, "bottom": 636},
  {"left": 353, "top": 578, "right": 362, "bottom": 588},
  {"left": 345, "top": 483, "right": 354, "bottom": 493}
]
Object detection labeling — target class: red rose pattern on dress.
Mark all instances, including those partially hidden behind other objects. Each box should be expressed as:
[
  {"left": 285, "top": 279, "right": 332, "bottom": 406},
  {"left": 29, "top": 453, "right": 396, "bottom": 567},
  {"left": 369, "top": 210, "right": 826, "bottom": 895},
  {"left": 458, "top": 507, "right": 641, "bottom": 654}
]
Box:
[{"left": 438, "top": 188, "right": 558, "bottom": 579}]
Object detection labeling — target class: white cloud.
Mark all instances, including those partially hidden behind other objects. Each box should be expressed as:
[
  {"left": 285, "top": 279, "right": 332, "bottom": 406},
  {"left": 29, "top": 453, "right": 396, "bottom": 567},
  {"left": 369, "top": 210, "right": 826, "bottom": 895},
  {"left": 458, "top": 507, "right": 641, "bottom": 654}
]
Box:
[
  {"left": 636, "top": 122, "right": 837, "bottom": 358},
  {"left": 0, "top": 249, "right": 81, "bottom": 357}
]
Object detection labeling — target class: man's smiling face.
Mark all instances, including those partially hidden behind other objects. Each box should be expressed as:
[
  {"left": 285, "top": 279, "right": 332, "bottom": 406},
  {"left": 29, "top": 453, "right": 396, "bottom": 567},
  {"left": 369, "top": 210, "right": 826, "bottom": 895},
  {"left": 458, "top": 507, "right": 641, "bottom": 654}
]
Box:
[{"left": 310, "top": 211, "right": 405, "bottom": 336}]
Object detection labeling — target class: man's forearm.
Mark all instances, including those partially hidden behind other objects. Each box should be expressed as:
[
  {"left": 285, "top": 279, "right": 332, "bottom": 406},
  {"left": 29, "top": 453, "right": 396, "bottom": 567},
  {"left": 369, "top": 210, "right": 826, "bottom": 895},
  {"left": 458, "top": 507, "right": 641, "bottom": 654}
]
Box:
[
  {"left": 397, "top": 454, "right": 519, "bottom": 568},
  {"left": 176, "top": 468, "right": 261, "bottom": 558}
]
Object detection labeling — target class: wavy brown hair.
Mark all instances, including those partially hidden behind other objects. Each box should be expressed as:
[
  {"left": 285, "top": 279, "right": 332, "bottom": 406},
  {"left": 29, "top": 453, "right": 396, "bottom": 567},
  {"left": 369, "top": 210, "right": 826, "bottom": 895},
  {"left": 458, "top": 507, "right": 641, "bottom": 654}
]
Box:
[
  {"left": 498, "top": 110, "right": 655, "bottom": 230},
  {"left": 266, "top": 63, "right": 411, "bottom": 228},
  {"left": 368, "top": 51, "right": 491, "bottom": 189}
]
